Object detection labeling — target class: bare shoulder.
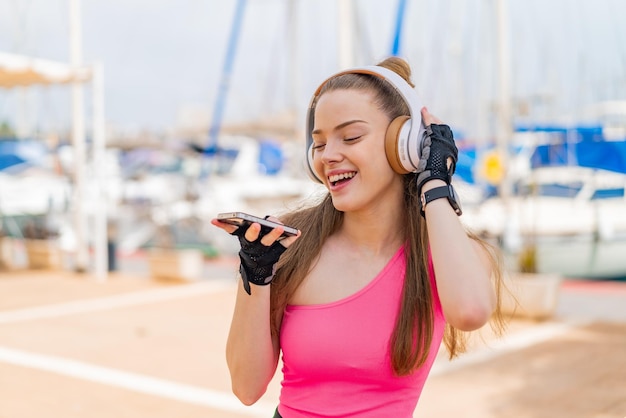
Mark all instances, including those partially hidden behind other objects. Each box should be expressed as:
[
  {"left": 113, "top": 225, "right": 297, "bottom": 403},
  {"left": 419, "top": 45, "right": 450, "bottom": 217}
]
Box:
[{"left": 290, "top": 239, "right": 396, "bottom": 305}]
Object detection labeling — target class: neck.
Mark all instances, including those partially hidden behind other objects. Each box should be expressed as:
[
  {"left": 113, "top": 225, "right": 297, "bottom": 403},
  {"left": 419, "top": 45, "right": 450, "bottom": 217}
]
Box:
[{"left": 338, "top": 205, "right": 405, "bottom": 257}]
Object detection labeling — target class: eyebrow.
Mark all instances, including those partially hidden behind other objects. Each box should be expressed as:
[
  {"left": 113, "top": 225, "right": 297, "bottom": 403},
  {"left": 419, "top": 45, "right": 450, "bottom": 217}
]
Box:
[{"left": 311, "top": 119, "right": 367, "bottom": 136}]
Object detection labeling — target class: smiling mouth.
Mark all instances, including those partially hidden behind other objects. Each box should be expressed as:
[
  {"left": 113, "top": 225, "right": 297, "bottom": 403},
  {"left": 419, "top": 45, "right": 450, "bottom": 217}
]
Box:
[{"left": 328, "top": 171, "right": 356, "bottom": 187}]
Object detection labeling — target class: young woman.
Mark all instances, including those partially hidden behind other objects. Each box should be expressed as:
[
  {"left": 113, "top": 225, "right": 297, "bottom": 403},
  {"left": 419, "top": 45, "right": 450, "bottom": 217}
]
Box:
[{"left": 212, "top": 56, "right": 506, "bottom": 418}]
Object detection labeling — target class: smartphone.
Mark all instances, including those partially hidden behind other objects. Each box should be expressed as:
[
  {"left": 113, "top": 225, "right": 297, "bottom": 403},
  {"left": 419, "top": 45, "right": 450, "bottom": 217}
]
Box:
[{"left": 216, "top": 212, "right": 299, "bottom": 238}]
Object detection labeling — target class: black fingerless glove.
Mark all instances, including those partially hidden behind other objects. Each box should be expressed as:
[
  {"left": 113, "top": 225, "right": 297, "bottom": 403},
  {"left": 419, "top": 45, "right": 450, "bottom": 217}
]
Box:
[
  {"left": 416, "top": 124, "right": 458, "bottom": 194},
  {"left": 230, "top": 227, "right": 287, "bottom": 295}
]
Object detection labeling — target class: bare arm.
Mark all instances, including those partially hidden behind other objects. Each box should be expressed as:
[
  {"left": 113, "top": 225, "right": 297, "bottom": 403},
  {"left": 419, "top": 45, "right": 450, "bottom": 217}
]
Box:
[
  {"left": 423, "top": 179, "right": 496, "bottom": 331},
  {"left": 211, "top": 219, "right": 299, "bottom": 405},
  {"left": 226, "top": 279, "right": 280, "bottom": 405},
  {"left": 419, "top": 108, "right": 496, "bottom": 331}
]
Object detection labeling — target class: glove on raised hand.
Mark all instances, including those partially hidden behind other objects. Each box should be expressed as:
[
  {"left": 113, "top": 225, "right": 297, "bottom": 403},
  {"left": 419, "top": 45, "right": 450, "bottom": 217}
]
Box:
[
  {"left": 415, "top": 124, "right": 458, "bottom": 195},
  {"left": 230, "top": 226, "right": 287, "bottom": 295}
]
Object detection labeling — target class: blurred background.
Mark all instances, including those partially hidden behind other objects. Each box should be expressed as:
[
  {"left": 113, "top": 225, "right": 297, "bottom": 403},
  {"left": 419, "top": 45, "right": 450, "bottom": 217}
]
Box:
[
  {"left": 0, "top": 0, "right": 625, "bottom": 281},
  {"left": 1, "top": 2, "right": 626, "bottom": 417}
]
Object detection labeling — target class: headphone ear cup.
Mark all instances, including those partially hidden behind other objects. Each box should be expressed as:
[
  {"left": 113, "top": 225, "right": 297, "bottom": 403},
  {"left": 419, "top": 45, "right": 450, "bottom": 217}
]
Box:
[{"left": 385, "top": 115, "right": 413, "bottom": 175}]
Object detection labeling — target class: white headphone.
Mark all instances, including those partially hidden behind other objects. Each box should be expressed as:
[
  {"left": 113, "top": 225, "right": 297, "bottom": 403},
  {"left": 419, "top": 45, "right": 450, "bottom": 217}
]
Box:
[{"left": 305, "top": 65, "right": 426, "bottom": 183}]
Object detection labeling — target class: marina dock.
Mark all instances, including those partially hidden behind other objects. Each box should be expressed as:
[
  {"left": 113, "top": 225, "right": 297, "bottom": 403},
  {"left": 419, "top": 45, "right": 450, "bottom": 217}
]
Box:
[{"left": 1, "top": 256, "right": 625, "bottom": 418}]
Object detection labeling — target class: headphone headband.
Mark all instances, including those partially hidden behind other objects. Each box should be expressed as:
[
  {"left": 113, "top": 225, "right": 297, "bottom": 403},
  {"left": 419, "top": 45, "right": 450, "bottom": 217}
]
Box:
[{"left": 305, "top": 65, "right": 425, "bottom": 183}]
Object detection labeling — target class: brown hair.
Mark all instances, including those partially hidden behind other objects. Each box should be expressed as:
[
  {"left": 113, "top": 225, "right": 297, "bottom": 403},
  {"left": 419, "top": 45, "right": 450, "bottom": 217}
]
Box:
[{"left": 270, "top": 56, "right": 506, "bottom": 375}]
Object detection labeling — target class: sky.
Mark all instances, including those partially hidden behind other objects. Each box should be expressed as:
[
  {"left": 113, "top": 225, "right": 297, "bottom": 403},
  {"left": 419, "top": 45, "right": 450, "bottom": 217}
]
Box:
[{"left": 0, "top": 0, "right": 625, "bottom": 142}]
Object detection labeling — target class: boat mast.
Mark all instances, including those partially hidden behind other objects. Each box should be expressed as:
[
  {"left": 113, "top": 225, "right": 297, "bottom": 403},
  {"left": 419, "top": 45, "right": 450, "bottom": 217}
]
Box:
[
  {"left": 92, "top": 61, "right": 107, "bottom": 281},
  {"left": 495, "top": 0, "right": 519, "bottom": 252},
  {"left": 207, "top": 0, "right": 247, "bottom": 149},
  {"left": 390, "top": 0, "right": 408, "bottom": 56},
  {"left": 69, "top": 0, "right": 89, "bottom": 273},
  {"left": 337, "top": 0, "right": 355, "bottom": 69},
  {"left": 495, "top": 0, "right": 513, "bottom": 203},
  {"left": 286, "top": 0, "right": 300, "bottom": 139}
]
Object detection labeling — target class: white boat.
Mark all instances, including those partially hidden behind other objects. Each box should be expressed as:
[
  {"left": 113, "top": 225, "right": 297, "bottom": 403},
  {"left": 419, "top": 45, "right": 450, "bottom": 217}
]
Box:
[
  {"left": 462, "top": 166, "right": 626, "bottom": 279},
  {"left": 114, "top": 136, "right": 322, "bottom": 256}
]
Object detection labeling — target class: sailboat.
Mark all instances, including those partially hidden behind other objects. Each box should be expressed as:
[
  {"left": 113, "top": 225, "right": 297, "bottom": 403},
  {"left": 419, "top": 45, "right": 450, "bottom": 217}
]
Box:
[{"left": 463, "top": 164, "right": 626, "bottom": 279}]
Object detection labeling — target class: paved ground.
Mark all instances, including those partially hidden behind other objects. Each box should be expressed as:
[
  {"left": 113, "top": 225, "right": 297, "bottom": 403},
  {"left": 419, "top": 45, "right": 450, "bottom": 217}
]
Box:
[{"left": 0, "top": 255, "right": 625, "bottom": 418}]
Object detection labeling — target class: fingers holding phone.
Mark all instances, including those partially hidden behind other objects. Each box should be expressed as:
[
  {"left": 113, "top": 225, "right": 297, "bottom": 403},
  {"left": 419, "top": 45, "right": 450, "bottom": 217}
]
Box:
[
  {"left": 211, "top": 213, "right": 301, "bottom": 248},
  {"left": 264, "top": 216, "right": 301, "bottom": 247},
  {"left": 210, "top": 218, "right": 265, "bottom": 242},
  {"left": 211, "top": 218, "right": 239, "bottom": 235}
]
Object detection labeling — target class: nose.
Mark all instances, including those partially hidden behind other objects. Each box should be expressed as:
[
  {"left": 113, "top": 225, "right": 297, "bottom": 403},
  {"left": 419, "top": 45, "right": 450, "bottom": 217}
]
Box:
[{"left": 319, "top": 140, "right": 343, "bottom": 166}]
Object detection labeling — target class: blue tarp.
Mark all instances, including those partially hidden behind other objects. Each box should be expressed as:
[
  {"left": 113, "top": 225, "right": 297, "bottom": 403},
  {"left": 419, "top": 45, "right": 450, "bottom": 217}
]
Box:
[
  {"left": 258, "top": 139, "right": 283, "bottom": 175},
  {"left": 0, "top": 139, "right": 47, "bottom": 171},
  {"left": 520, "top": 125, "right": 626, "bottom": 174},
  {"left": 456, "top": 148, "right": 475, "bottom": 184}
]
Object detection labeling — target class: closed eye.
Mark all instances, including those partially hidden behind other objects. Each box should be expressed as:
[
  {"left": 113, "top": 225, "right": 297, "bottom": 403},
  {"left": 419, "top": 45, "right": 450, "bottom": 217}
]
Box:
[{"left": 312, "top": 135, "right": 362, "bottom": 151}]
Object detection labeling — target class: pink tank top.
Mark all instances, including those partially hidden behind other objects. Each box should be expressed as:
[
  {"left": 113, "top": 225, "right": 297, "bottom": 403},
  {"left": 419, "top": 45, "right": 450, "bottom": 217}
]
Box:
[{"left": 278, "top": 246, "right": 445, "bottom": 418}]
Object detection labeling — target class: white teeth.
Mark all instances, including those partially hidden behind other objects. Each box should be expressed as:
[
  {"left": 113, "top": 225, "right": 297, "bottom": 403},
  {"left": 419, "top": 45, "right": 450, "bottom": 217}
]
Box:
[{"left": 328, "top": 172, "right": 356, "bottom": 183}]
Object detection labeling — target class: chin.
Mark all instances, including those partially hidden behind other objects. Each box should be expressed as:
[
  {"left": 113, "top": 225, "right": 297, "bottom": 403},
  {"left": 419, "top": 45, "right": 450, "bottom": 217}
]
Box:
[{"left": 329, "top": 195, "right": 358, "bottom": 213}]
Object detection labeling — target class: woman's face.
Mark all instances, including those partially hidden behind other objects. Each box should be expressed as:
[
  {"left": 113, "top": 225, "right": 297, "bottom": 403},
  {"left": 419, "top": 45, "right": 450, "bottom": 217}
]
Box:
[{"left": 311, "top": 88, "right": 404, "bottom": 213}]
